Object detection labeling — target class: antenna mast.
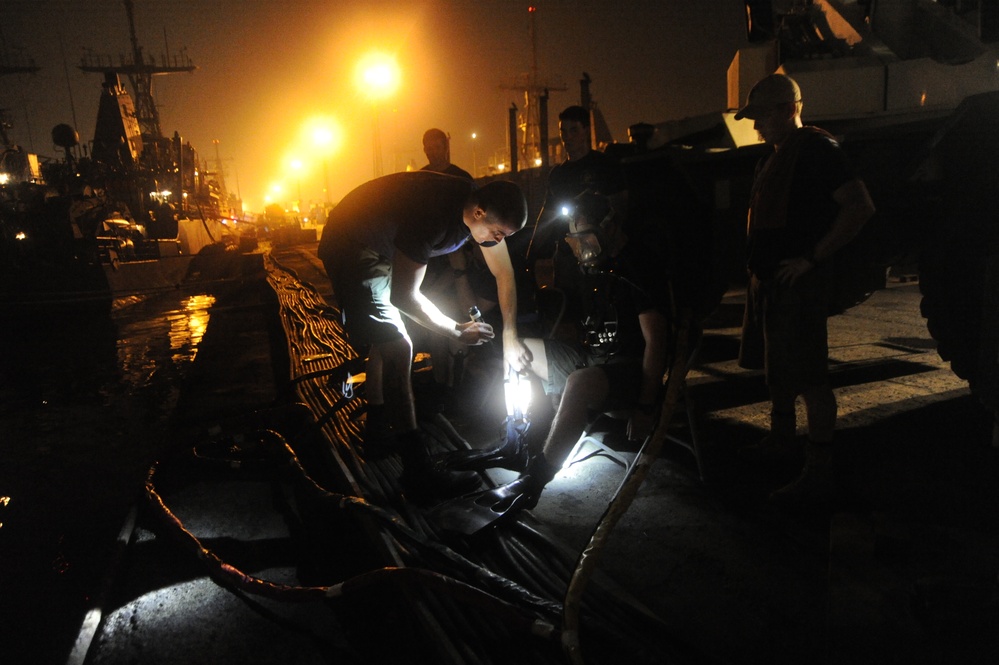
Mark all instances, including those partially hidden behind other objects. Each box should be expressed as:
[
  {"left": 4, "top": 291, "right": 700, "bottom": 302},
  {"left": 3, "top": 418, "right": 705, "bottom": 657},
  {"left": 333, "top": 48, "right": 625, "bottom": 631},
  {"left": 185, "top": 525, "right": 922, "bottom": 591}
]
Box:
[
  {"left": 500, "top": 5, "right": 565, "bottom": 169},
  {"left": 79, "top": 0, "right": 196, "bottom": 139},
  {"left": 0, "top": 51, "right": 39, "bottom": 148}
]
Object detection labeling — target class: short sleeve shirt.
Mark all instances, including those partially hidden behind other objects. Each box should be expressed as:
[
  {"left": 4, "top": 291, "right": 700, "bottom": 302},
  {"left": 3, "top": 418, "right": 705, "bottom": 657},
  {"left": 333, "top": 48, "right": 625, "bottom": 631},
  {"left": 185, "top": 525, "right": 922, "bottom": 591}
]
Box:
[
  {"left": 421, "top": 163, "right": 473, "bottom": 181},
  {"left": 747, "top": 131, "right": 853, "bottom": 279},
  {"left": 319, "top": 171, "right": 473, "bottom": 265}
]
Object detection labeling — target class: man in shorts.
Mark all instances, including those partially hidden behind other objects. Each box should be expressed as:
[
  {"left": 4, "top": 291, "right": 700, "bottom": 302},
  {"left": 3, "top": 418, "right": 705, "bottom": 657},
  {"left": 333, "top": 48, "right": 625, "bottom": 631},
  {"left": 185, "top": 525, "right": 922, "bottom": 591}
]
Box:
[
  {"left": 319, "top": 171, "right": 532, "bottom": 499},
  {"left": 735, "top": 73, "right": 875, "bottom": 502}
]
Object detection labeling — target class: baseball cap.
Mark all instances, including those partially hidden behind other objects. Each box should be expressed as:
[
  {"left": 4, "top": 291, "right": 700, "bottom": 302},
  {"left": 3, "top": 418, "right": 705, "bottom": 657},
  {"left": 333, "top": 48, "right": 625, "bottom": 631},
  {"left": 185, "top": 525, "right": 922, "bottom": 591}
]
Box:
[{"left": 734, "top": 74, "right": 801, "bottom": 120}]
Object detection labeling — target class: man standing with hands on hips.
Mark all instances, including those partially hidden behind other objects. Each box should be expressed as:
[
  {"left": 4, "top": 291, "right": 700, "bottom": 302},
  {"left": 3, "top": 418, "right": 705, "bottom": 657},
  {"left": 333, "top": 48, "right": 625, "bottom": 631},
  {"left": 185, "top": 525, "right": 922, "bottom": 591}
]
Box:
[{"left": 735, "top": 73, "right": 876, "bottom": 503}]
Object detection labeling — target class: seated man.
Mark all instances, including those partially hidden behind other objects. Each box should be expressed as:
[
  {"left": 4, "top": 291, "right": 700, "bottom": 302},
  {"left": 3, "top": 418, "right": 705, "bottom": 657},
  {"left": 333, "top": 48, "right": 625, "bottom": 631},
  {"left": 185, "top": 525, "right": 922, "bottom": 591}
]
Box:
[{"left": 443, "top": 203, "right": 672, "bottom": 514}]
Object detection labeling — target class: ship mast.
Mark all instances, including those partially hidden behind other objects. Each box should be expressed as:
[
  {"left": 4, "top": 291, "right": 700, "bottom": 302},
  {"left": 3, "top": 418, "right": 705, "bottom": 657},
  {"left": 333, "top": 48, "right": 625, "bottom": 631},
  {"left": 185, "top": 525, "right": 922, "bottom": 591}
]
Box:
[
  {"left": 0, "top": 51, "right": 39, "bottom": 148},
  {"left": 500, "top": 5, "right": 565, "bottom": 170},
  {"left": 79, "top": 0, "right": 196, "bottom": 140}
]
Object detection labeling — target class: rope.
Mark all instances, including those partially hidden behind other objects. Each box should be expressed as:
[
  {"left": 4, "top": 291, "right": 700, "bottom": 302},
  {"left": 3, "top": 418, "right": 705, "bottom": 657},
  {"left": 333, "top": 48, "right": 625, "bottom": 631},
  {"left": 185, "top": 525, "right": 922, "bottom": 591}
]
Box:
[{"left": 561, "top": 309, "right": 693, "bottom": 664}]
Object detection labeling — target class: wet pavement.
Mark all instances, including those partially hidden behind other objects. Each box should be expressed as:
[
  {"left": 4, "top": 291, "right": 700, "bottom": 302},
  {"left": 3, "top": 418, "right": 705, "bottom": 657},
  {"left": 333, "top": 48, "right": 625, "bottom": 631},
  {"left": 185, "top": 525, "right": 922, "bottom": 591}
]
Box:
[{"left": 3, "top": 241, "right": 998, "bottom": 664}]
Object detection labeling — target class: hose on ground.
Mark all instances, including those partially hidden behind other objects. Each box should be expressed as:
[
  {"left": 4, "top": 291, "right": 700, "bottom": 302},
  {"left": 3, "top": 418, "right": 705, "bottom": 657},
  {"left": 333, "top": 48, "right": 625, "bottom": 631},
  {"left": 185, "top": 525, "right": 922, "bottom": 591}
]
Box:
[
  {"left": 561, "top": 310, "right": 693, "bottom": 665},
  {"left": 145, "top": 429, "right": 564, "bottom": 624}
]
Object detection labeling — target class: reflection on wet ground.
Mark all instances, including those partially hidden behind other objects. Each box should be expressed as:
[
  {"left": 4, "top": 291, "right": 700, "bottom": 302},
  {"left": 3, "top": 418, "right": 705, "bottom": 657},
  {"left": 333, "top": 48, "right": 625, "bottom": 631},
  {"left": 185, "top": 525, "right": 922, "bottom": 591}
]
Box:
[
  {"left": 1, "top": 292, "right": 216, "bottom": 406},
  {"left": 114, "top": 294, "right": 216, "bottom": 418},
  {"left": 0, "top": 290, "right": 220, "bottom": 664}
]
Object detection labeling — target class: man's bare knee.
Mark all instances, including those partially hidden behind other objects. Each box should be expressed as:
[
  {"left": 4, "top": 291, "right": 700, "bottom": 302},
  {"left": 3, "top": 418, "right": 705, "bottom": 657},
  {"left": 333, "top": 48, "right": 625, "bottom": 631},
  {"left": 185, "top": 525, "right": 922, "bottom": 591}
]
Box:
[{"left": 563, "top": 366, "right": 609, "bottom": 408}]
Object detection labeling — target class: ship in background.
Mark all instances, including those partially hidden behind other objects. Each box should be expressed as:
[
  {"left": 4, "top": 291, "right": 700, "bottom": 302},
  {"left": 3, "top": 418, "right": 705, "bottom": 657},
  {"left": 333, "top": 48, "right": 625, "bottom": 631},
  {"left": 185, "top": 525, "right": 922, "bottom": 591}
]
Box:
[
  {"left": 485, "top": 1, "right": 999, "bottom": 426},
  {"left": 0, "top": 0, "right": 252, "bottom": 311},
  {"left": 655, "top": 0, "right": 999, "bottom": 424}
]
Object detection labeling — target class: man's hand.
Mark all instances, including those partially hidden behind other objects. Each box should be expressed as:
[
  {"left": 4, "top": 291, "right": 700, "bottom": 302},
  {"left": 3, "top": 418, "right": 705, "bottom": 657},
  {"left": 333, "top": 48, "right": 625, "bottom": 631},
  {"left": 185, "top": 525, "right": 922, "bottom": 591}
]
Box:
[
  {"left": 776, "top": 256, "right": 813, "bottom": 285},
  {"left": 503, "top": 336, "right": 533, "bottom": 374},
  {"left": 455, "top": 320, "right": 495, "bottom": 345}
]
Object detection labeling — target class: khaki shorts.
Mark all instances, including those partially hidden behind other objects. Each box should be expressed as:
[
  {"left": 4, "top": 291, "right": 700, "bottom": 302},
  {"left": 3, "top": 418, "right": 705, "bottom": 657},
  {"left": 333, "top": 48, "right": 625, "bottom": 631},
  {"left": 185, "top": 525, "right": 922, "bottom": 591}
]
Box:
[
  {"left": 542, "top": 339, "right": 641, "bottom": 411},
  {"left": 322, "top": 242, "right": 408, "bottom": 347},
  {"left": 739, "top": 270, "right": 830, "bottom": 391}
]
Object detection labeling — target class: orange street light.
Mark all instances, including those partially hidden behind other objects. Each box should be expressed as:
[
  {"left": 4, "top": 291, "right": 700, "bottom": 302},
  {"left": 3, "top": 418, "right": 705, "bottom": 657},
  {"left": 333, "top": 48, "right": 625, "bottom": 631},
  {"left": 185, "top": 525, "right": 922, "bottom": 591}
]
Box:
[
  {"left": 289, "top": 159, "right": 304, "bottom": 212},
  {"left": 471, "top": 132, "right": 478, "bottom": 178},
  {"left": 310, "top": 123, "right": 341, "bottom": 206},
  {"left": 356, "top": 52, "right": 401, "bottom": 101},
  {"left": 356, "top": 52, "right": 401, "bottom": 177}
]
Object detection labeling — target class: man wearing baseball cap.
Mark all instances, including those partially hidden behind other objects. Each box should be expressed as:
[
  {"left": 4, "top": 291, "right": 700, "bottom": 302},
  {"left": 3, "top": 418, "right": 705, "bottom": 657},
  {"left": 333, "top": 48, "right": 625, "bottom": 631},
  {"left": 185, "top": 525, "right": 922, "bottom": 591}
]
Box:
[{"left": 735, "top": 73, "right": 876, "bottom": 504}]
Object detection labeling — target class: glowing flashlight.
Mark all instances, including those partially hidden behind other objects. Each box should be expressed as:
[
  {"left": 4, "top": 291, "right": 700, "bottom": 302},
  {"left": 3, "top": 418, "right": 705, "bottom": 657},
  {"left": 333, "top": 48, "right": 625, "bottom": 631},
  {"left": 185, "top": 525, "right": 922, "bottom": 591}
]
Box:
[{"left": 504, "top": 365, "right": 532, "bottom": 418}]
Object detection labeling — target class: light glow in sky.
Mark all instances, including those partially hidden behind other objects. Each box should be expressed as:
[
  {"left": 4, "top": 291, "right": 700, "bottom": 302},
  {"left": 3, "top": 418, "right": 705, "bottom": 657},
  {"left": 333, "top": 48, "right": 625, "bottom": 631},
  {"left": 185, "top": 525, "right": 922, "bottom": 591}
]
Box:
[
  {"left": 0, "top": 1, "right": 747, "bottom": 213},
  {"left": 356, "top": 52, "right": 402, "bottom": 102}
]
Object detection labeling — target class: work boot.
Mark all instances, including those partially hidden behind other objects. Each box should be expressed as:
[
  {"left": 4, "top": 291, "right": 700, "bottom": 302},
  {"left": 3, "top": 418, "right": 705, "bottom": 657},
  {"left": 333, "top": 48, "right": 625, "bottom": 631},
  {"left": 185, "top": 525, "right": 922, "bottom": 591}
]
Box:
[
  {"left": 739, "top": 408, "right": 798, "bottom": 461},
  {"left": 738, "top": 431, "right": 799, "bottom": 462},
  {"left": 769, "top": 440, "right": 835, "bottom": 504},
  {"left": 399, "top": 432, "right": 482, "bottom": 502}
]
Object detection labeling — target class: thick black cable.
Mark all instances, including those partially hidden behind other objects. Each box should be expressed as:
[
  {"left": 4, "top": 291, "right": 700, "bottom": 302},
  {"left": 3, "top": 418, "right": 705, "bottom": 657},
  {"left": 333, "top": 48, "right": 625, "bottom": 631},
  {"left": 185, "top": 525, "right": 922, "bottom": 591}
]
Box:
[
  {"left": 561, "top": 311, "right": 693, "bottom": 664},
  {"left": 147, "top": 430, "right": 563, "bottom": 621}
]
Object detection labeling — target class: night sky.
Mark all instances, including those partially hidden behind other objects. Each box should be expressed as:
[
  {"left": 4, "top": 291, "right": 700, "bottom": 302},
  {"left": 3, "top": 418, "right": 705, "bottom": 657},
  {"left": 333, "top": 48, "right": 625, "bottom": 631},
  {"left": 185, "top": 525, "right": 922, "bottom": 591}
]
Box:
[{"left": 1, "top": 0, "right": 748, "bottom": 212}]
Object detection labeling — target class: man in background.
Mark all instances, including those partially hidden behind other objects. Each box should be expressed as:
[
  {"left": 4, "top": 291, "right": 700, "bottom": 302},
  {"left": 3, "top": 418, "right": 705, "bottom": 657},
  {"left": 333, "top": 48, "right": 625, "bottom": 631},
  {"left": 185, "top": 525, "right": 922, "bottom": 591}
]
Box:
[
  {"left": 421, "top": 128, "right": 472, "bottom": 180},
  {"left": 735, "top": 73, "right": 875, "bottom": 503}
]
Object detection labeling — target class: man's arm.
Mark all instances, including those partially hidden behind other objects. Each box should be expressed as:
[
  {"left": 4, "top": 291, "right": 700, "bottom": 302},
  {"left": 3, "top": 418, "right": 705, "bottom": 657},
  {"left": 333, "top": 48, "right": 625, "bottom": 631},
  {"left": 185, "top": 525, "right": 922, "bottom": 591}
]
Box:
[
  {"left": 389, "top": 251, "right": 494, "bottom": 345},
  {"left": 813, "top": 177, "right": 876, "bottom": 262},
  {"left": 479, "top": 239, "right": 532, "bottom": 373},
  {"left": 778, "top": 177, "right": 876, "bottom": 284}
]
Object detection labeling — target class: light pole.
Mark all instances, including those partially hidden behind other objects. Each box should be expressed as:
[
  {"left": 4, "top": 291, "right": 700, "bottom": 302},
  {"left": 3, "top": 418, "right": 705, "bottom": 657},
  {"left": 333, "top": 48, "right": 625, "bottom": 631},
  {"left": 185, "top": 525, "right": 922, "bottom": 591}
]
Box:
[
  {"left": 290, "top": 158, "right": 303, "bottom": 213},
  {"left": 471, "top": 132, "right": 478, "bottom": 178},
  {"left": 322, "top": 161, "right": 330, "bottom": 207},
  {"left": 312, "top": 126, "right": 335, "bottom": 208},
  {"left": 372, "top": 107, "right": 384, "bottom": 177},
  {"left": 356, "top": 53, "right": 400, "bottom": 178}
]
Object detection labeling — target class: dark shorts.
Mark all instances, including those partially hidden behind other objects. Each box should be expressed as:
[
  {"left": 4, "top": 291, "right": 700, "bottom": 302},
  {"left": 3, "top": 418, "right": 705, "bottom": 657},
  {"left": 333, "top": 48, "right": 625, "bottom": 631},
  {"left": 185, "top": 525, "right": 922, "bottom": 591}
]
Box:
[
  {"left": 542, "top": 339, "right": 642, "bottom": 412},
  {"left": 739, "top": 269, "right": 830, "bottom": 391},
  {"left": 322, "top": 241, "right": 408, "bottom": 346}
]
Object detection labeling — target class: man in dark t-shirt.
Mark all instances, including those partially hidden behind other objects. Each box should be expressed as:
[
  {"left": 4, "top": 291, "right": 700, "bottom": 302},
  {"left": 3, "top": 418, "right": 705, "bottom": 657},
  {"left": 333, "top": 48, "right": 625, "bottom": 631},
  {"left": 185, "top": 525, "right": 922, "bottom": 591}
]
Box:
[
  {"left": 527, "top": 106, "right": 629, "bottom": 335},
  {"left": 420, "top": 128, "right": 473, "bottom": 180},
  {"left": 440, "top": 108, "right": 670, "bottom": 512},
  {"left": 319, "top": 171, "right": 532, "bottom": 499},
  {"left": 735, "top": 74, "right": 875, "bottom": 504},
  {"left": 529, "top": 107, "right": 627, "bottom": 257}
]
